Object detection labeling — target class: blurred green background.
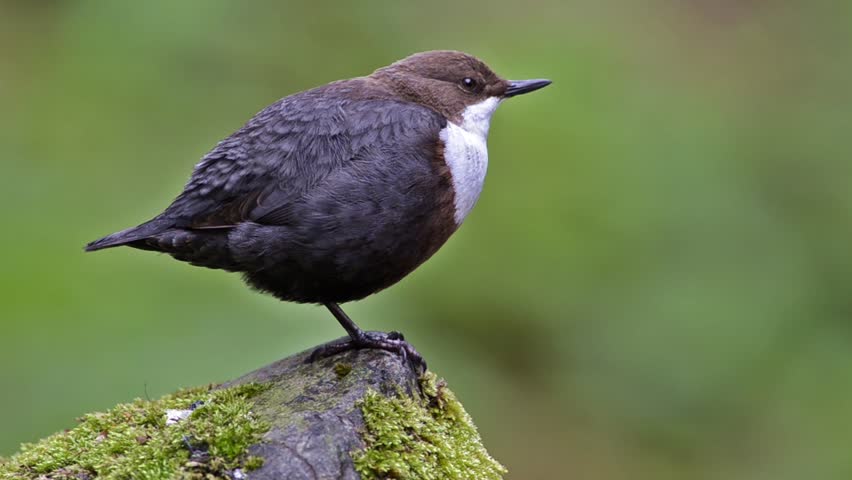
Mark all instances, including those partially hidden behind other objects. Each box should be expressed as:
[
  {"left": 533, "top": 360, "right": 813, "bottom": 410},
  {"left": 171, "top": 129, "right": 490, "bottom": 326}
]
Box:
[{"left": 2, "top": 1, "right": 851, "bottom": 478}]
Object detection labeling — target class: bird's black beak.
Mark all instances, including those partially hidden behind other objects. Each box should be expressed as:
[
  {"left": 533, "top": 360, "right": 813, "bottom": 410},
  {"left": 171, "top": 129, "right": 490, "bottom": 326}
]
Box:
[{"left": 504, "top": 79, "right": 552, "bottom": 97}]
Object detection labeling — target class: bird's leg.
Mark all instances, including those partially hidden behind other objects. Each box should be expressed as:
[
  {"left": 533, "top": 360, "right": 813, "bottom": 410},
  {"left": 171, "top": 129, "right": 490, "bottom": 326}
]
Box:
[
  {"left": 306, "top": 302, "right": 426, "bottom": 373},
  {"left": 325, "top": 301, "right": 364, "bottom": 340}
]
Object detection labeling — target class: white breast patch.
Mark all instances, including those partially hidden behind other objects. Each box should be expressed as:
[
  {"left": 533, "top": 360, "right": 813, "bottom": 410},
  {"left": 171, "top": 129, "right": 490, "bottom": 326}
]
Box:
[{"left": 439, "top": 97, "right": 502, "bottom": 225}]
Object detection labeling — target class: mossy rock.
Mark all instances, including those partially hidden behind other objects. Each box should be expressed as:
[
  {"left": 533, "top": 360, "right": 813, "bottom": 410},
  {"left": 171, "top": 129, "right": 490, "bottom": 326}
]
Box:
[
  {"left": 1, "top": 339, "right": 506, "bottom": 480},
  {"left": 0, "top": 384, "right": 269, "bottom": 480}
]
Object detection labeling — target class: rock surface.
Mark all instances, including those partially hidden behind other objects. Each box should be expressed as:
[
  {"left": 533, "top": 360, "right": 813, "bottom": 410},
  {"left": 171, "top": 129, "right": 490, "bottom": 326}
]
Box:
[
  {"left": 0, "top": 338, "right": 506, "bottom": 480},
  {"left": 224, "top": 338, "right": 422, "bottom": 479}
]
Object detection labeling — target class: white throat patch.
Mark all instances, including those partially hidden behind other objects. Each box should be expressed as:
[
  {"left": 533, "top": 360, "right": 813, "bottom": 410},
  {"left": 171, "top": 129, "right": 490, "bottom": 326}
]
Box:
[{"left": 439, "top": 97, "right": 501, "bottom": 225}]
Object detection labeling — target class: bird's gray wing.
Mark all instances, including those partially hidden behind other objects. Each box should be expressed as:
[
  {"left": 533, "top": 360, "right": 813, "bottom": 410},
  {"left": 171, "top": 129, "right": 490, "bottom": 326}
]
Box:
[{"left": 161, "top": 85, "right": 446, "bottom": 229}]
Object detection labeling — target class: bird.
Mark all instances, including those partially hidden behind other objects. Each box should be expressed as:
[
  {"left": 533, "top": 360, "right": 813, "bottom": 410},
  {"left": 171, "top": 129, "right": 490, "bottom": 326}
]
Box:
[{"left": 86, "top": 50, "right": 551, "bottom": 369}]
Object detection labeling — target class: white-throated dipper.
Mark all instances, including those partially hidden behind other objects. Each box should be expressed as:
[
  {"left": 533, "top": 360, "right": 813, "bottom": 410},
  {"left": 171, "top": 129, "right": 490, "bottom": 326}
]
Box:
[{"left": 86, "top": 50, "right": 551, "bottom": 369}]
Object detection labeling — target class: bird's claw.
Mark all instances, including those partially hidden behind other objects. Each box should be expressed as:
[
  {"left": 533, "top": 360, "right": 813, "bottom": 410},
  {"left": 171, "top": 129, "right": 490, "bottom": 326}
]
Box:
[{"left": 306, "top": 330, "right": 426, "bottom": 374}]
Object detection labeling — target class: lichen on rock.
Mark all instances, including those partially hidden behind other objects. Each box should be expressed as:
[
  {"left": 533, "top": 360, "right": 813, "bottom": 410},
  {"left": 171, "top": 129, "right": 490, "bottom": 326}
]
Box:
[
  {"left": 0, "top": 383, "right": 269, "bottom": 480},
  {"left": 352, "top": 371, "right": 507, "bottom": 480}
]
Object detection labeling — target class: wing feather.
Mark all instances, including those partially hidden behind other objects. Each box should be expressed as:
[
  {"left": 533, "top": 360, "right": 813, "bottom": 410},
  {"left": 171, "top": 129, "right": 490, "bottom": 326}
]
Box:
[{"left": 158, "top": 83, "right": 446, "bottom": 230}]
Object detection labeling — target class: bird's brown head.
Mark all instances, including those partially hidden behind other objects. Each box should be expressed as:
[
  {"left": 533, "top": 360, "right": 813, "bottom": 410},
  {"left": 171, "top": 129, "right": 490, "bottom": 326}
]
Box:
[{"left": 371, "top": 50, "right": 551, "bottom": 132}]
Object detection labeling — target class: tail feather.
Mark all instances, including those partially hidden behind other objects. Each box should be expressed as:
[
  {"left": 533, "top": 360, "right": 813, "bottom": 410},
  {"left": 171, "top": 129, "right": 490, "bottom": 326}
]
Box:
[
  {"left": 87, "top": 224, "right": 239, "bottom": 271},
  {"left": 84, "top": 218, "right": 172, "bottom": 252}
]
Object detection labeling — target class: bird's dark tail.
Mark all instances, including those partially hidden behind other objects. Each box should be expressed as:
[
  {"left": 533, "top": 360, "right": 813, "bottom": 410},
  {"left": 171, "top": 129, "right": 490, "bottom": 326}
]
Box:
[{"left": 84, "top": 218, "right": 172, "bottom": 252}]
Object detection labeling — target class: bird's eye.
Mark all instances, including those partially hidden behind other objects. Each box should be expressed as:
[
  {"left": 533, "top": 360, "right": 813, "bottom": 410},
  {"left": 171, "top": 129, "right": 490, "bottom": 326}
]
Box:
[{"left": 461, "top": 77, "right": 477, "bottom": 90}]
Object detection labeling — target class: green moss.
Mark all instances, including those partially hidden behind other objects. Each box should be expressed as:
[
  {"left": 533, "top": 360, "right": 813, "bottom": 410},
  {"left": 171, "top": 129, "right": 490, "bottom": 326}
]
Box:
[
  {"left": 352, "top": 372, "right": 507, "bottom": 480},
  {"left": 0, "top": 383, "right": 270, "bottom": 480},
  {"left": 242, "top": 455, "right": 264, "bottom": 471},
  {"left": 334, "top": 362, "right": 353, "bottom": 378}
]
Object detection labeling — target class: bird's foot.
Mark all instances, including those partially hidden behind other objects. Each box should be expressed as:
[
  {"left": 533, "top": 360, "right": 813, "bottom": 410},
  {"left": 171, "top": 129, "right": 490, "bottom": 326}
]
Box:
[{"left": 307, "top": 330, "right": 426, "bottom": 374}]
